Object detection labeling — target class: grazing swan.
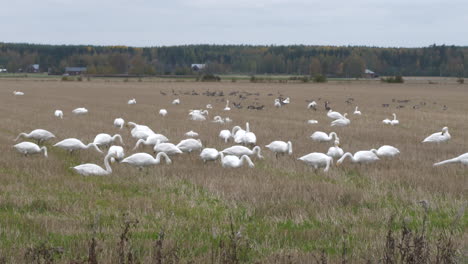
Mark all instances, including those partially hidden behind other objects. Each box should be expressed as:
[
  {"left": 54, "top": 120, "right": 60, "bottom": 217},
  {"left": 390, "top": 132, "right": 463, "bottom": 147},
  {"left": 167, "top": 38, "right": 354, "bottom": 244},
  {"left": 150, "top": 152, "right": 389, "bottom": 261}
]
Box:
[
  {"left": 219, "top": 153, "right": 254, "bottom": 168},
  {"left": 224, "top": 100, "right": 231, "bottom": 111},
  {"left": 382, "top": 118, "right": 392, "bottom": 125},
  {"left": 189, "top": 109, "right": 209, "bottom": 116},
  {"left": 154, "top": 140, "right": 183, "bottom": 155},
  {"left": 422, "top": 127, "right": 451, "bottom": 143},
  {"left": 172, "top": 98, "right": 180, "bottom": 105},
  {"left": 219, "top": 130, "right": 232, "bottom": 143},
  {"left": 308, "top": 120, "right": 318, "bottom": 124},
  {"left": 93, "top": 133, "right": 124, "bottom": 147},
  {"left": 127, "top": 122, "right": 156, "bottom": 140},
  {"left": 189, "top": 112, "right": 207, "bottom": 121},
  {"left": 54, "top": 138, "right": 103, "bottom": 153},
  {"left": 200, "top": 148, "right": 220, "bottom": 162},
  {"left": 133, "top": 134, "right": 169, "bottom": 150},
  {"left": 327, "top": 140, "right": 344, "bottom": 158},
  {"left": 282, "top": 97, "right": 290, "bottom": 104},
  {"left": 353, "top": 106, "right": 361, "bottom": 115},
  {"left": 108, "top": 145, "right": 125, "bottom": 163},
  {"left": 159, "top": 109, "right": 168, "bottom": 117},
  {"left": 310, "top": 131, "right": 338, "bottom": 142},
  {"left": 327, "top": 110, "right": 344, "bottom": 120},
  {"left": 331, "top": 113, "right": 350, "bottom": 127},
  {"left": 390, "top": 113, "right": 399, "bottom": 125},
  {"left": 337, "top": 151, "right": 379, "bottom": 165},
  {"left": 307, "top": 101, "right": 317, "bottom": 110},
  {"left": 265, "top": 141, "right": 292, "bottom": 157},
  {"left": 298, "top": 153, "right": 333, "bottom": 172},
  {"left": 176, "top": 139, "right": 203, "bottom": 153},
  {"left": 121, "top": 152, "right": 172, "bottom": 169},
  {"left": 212, "top": 116, "right": 225, "bottom": 123},
  {"left": 232, "top": 126, "right": 246, "bottom": 143},
  {"left": 14, "top": 129, "right": 56, "bottom": 144},
  {"left": 72, "top": 107, "right": 88, "bottom": 115},
  {"left": 114, "top": 118, "right": 125, "bottom": 129},
  {"left": 433, "top": 153, "right": 468, "bottom": 166},
  {"left": 221, "top": 145, "right": 263, "bottom": 159},
  {"left": 225, "top": 117, "right": 233, "bottom": 123},
  {"left": 370, "top": 145, "right": 400, "bottom": 157},
  {"left": 206, "top": 104, "right": 213, "bottom": 109},
  {"left": 54, "top": 110, "right": 63, "bottom": 119},
  {"left": 72, "top": 153, "right": 113, "bottom": 176},
  {"left": 13, "top": 91, "right": 24, "bottom": 96},
  {"left": 242, "top": 122, "right": 257, "bottom": 145},
  {"left": 274, "top": 99, "right": 281, "bottom": 108},
  {"left": 185, "top": 130, "right": 199, "bottom": 137},
  {"left": 13, "top": 142, "right": 47, "bottom": 157},
  {"left": 128, "top": 98, "right": 136, "bottom": 105}
]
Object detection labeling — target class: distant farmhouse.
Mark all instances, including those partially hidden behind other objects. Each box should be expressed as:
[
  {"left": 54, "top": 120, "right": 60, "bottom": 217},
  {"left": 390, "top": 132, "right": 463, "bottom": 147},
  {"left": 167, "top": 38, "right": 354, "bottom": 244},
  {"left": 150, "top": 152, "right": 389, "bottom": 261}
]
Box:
[
  {"left": 364, "top": 69, "right": 378, "bottom": 78},
  {"left": 65, "top": 67, "right": 87, "bottom": 75},
  {"left": 191, "top": 64, "right": 206, "bottom": 71}
]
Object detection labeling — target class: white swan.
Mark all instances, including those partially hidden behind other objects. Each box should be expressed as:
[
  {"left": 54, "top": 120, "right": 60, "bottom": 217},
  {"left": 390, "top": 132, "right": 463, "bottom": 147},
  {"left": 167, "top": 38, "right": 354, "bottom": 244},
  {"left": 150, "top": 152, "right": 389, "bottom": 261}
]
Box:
[
  {"left": 219, "top": 153, "right": 254, "bottom": 168},
  {"left": 242, "top": 122, "right": 257, "bottom": 145},
  {"left": 13, "top": 91, "right": 24, "bottom": 96},
  {"left": 310, "top": 131, "right": 338, "bottom": 142},
  {"left": 224, "top": 100, "right": 231, "bottom": 111},
  {"left": 200, "top": 148, "right": 219, "bottom": 162},
  {"left": 353, "top": 106, "right": 361, "bottom": 115},
  {"left": 72, "top": 153, "right": 113, "bottom": 176},
  {"left": 390, "top": 113, "right": 399, "bottom": 126},
  {"left": 54, "top": 138, "right": 103, "bottom": 153},
  {"left": 307, "top": 120, "right": 318, "bottom": 124},
  {"left": 298, "top": 153, "right": 333, "bottom": 172},
  {"left": 221, "top": 145, "right": 263, "bottom": 159},
  {"left": 185, "top": 130, "right": 199, "bottom": 137},
  {"left": 189, "top": 109, "right": 209, "bottom": 116},
  {"left": 422, "top": 127, "right": 451, "bottom": 143},
  {"left": 232, "top": 126, "right": 246, "bottom": 143},
  {"left": 382, "top": 118, "right": 391, "bottom": 125},
  {"left": 274, "top": 99, "right": 281, "bottom": 108},
  {"left": 176, "top": 139, "right": 203, "bottom": 153},
  {"left": 282, "top": 97, "right": 290, "bottom": 104},
  {"left": 337, "top": 151, "right": 379, "bottom": 165},
  {"left": 14, "top": 129, "right": 56, "bottom": 144},
  {"left": 212, "top": 116, "right": 225, "bottom": 123},
  {"left": 128, "top": 98, "right": 136, "bottom": 105},
  {"left": 133, "top": 134, "right": 169, "bottom": 150},
  {"left": 154, "top": 140, "right": 183, "bottom": 155},
  {"left": 72, "top": 107, "right": 88, "bottom": 115},
  {"left": 189, "top": 112, "right": 207, "bottom": 121},
  {"left": 265, "top": 141, "right": 292, "bottom": 157},
  {"left": 206, "top": 104, "right": 213, "bottom": 109},
  {"left": 172, "top": 98, "right": 180, "bottom": 105},
  {"left": 331, "top": 113, "right": 350, "bottom": 127},
  {"left": 370, "top": 145, "right": 400, "bottom": 157},
  {"left": 159, "top": 109, "right": 168, "bottom": 117},
  {"left": 114, "top": 118, "right": 125, "bottom": 129},
  {"left": 127, "top": 122, "right": 156, "bottom": 140},
  {"left": 219, "top": 130, "right": 232, "bottom": 143},
  {"left": 327, "top": 140, "right": 344, "bottom": 158},
  {"left": 327, "top": 110, "right": 344, "bottom": 120},
  {"left": 433, "top": 153, "right": 468, "bottom": 166},
  {"left": 307, "top": 101, "right": 317, "bottom": 110},
  {"left": 108, "top": 145, "right": 125, "bottom": 163},
  {"left": 13, "top": 142, "right": 47, "bottom": 157},
  {"left": 121, "top": 152, "right": 172, "bottom": 169},
  {"left": 54, "top": 110, "right": 63, "bottom": 119},
  {"left": 93, "top": 133, "right": 124, "bottom": 147},
  {"left": 225, "top": 117, "right": 233, "bottom": 123}
]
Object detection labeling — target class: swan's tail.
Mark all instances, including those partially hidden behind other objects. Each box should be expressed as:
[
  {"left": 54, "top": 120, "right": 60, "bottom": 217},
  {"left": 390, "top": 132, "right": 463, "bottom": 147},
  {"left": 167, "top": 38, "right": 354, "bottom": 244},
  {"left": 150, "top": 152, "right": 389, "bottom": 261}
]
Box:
[{"left": 433, "top": 158, "right": 459, "bottom": 167}]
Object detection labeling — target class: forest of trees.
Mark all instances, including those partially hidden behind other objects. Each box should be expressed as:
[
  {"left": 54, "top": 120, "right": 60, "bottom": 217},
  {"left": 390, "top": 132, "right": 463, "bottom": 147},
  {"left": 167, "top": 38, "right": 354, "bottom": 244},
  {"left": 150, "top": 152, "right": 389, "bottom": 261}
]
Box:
[{"left": 0, "top": 43, "right": 467, "bottom": 77}]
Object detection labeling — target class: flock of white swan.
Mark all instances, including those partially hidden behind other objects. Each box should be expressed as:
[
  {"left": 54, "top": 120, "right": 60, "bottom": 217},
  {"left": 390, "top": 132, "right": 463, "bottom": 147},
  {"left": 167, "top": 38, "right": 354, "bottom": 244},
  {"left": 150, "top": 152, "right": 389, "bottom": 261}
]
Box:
[{"left": 11, "top": 90, "right": 466, "bottom": 176}]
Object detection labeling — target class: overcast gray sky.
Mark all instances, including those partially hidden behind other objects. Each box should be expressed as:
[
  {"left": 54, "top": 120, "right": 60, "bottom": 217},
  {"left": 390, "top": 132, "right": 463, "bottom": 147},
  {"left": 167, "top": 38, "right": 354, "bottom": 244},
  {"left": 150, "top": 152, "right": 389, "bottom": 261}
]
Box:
[{"left": 1, "top": 0, "right": 466, "bottom": 47}]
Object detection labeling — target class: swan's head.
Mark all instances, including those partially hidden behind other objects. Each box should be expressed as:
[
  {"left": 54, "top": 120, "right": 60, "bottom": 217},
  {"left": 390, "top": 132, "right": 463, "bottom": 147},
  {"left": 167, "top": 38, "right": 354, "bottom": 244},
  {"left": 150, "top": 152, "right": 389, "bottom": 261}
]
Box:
[
  {"left": 343, "top": 113, "right": 348, "bottom": 118},
  {"left": 442, "top": 126, "right": 449, "bottom": 134}
]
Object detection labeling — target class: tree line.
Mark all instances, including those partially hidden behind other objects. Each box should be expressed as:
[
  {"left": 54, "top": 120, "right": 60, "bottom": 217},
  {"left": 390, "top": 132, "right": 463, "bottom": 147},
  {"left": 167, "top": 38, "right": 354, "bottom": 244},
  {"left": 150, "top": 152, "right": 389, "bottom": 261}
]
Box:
[{"left": 0, "top": 43, "right": 466, "bottom": 77}]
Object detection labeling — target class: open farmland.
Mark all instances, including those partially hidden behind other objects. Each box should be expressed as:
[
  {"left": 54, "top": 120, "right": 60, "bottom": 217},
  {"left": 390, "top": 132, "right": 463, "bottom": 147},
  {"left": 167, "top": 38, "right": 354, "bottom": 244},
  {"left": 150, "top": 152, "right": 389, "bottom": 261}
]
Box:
[{"left": 0, "top": 78, "right": 466, "bottom": 263}]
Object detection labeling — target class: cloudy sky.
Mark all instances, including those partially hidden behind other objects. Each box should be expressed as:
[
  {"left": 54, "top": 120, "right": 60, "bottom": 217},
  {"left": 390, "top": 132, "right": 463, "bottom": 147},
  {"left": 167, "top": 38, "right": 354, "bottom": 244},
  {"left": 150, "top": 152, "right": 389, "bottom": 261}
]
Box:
[{"left": 1, "top": 0, "right": 466, "bottom": 47}]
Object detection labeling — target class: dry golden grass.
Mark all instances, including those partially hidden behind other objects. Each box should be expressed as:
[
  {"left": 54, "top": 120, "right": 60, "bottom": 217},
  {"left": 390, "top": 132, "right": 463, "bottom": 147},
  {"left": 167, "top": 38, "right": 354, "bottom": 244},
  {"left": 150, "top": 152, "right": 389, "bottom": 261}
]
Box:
[{"left": 0, "top": 78, "right": 466, "bottom": 263}]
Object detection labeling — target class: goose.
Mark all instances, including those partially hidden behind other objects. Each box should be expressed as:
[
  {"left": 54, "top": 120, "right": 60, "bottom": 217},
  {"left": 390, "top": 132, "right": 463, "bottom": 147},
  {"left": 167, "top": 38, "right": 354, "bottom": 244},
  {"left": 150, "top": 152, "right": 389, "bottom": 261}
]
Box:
[
  {"left": 93, "top": 133, "right": 124, "bottom": 147},
  {"left": 108, "top": 145, "right": 125, "bottom": 163},
  {"left": 159, "top": 109, "right": 168, "bottom": 117},
  {"left": 242, "top": 122, "right": 257, "bottom": 145},
  {"left": 13, "top": 91, "right": 24, "bottom": 96},
  {"left": 72, "top": 107, "right": 88, "bottom": 115},
  {"left": 327, "top": 110, "right": 344, "bottom": 120},
  {"left": 265, "top": 141, "right": 292, "bottom": 157},
  {"left": 433, "top": 153, "right": 468, "bottom": 166},
  {"left": 200, "top": 148, "right": 220, "bottom": 162},
  {"left": 185, "top": 130, "right": 199, "bottom": 137},
  {"left": 307, "top": 101, "right": 317, "bottom": 110},
  {"left": 206, "top": 104, "right": 213, "bottom": 109},
  {"left": 172, "top": 98, "right": 180, "bottom": 105},
  {"left": 127, "top": 122, "right": 156, "bottom": 140},
  {"left": 121, "top": 152, "right": 172, "bottom": 169},
  {"left": 337, "top": 151, "right": 379, "bottom": 165},
  {"left": 370, "top": 145, "right": 400, "bottom": 157},
  {"left": 176, "top": 139, "right": 203, "bottom": 153},
  {"left": 221, "top": 145, "right": 263, "bottom": 159},
  {"left": 219, "top": 130, "right": 232, "bottom": 143},
  {"left": 224, "top": 100, "right": 231, "bottom": 111},
  {"left": 14, "top": 129, "right": 56, "bottom": 144},
  {"left": 71, "top": 153, "right": 113, "bottom": 176},
  {"left": 212, "top": 116, "right": 225, "bottom": 123},
  {"left": 54, "top": 110, "right": 63, "bottom": 119},
  {"left": 154, "top": 140, "right": 183, "bottom": 155},
  {"left": 282, "top": 97, "right": 290, "bottom": 104},
  {"left": 54, "top": 138, "right": 103, "bottom": 153},
  {"left": 274, "top": 99, "right": 281, "bottom": 108},
  {"left": 422, "top": 127, "right": 451, "bottom": 143},
  {"left": 326, "top": 140, "right": 344, "bottom": 158},
  {"left": 307, "top": 120, "right": 319, "bottom": 124},
  {"left": 133, "top": 134, "right": 169, "bottom": 150},
  {"left": 114, "top": 118, "right": 125, "bottom": 129},
  {"left": 353, "top": 106, "right": 361, "bottom": 115},
  {"left": 331, "top": 113, "right": 350, "bottom": 127},
  {"left": 390, "top": 113, "right": 399, "bottom": 126},
  {"left": 219, "top": 153, "right": 254, "bottom": 168},
  {"left": 128, "top": 98, "right": 136, "bottom": 105},
  {"left": 310, "top": 131, "right": 338, "bottom": 142},
  {"left": 13, "top": 142, "right": 47, "bottom": 157},
  {"left": 298, "top": 153, "right": 333, "bottom": 172}
]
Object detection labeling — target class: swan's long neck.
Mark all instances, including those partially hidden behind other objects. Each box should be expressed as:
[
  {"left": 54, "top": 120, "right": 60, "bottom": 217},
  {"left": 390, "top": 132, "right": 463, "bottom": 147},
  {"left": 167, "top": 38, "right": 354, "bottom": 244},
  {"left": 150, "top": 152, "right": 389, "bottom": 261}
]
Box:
[
  {"left": 127, "top": 122, "right": 136, "bottom": 129},
  {"left": 240, "top": 155, "right": 254, "bottom": 168},
  {"left": 393, "top": 113, "right": 397, "bottom": 120},
  {"left": 41, "top": 147, "right": 48, "bottom": 157},
  {"left": 253, "top": 146, "right": 263, "bottom": 159},
  {"left": 370, "top": 149, "right": 378, "bottom": 156},
  {"left": 113, "top": 134, "right": 124, "bottom": 145},
  {"left": 338, "top": 152, "right": 353, "bottom": 164},
  {"left": 155, "top": 152, "right": 171, "bottom": 164},
  {"left": 245, "top": 122, "right": 250, "bottom": 132},
  {"left": 433, "top": 157, "right": 459, "bottom": 167},
  {"left": 232, "top": 126, "right": 240, "bottom": 135},
  {"left": 87, "top": 143, "right": 103, "bottom": 153},
  {"left": 324, "top": 158, "right": 332, "bottom": 172},
  {"left": 104, "top": 153, "right": 112, "bottom": 173},
  {"left": 133, "top": 139, "right": 144, "bottom": 150},
  {"left": 225, "top": 100, "right": 229, "bottom": 108},
  {"left": 329, "top": 132, "right": 337, "bottom": 141},
  {"left": 14, "top": 132, "right": 28, "bottom": 141},
  {"left": 355, "top": 106, "right": 358, "bottom": 111},
  {"left": 287, "top": 141, "right": 292, "bottom": 155},
  {"left": 202, "top": 110, "right": 209, "bottom": 115},
  {"left": 218, "top": 152, "right": 225, "bottom": 165}
]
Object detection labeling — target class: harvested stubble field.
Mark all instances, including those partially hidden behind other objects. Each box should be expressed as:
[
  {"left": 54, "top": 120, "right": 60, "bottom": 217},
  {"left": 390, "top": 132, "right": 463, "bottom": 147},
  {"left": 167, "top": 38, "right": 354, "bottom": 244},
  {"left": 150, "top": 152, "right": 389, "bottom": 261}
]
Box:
[{"left": 0, "top": 78, "right": 466, "bottom": 263}]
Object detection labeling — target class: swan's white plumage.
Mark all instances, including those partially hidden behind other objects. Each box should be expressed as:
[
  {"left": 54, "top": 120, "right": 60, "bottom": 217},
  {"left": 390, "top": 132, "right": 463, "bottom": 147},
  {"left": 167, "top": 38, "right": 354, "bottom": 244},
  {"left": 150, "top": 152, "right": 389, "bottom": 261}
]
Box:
[{"left": 13, "top": 142, "right": 48, "bottom": 157}]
